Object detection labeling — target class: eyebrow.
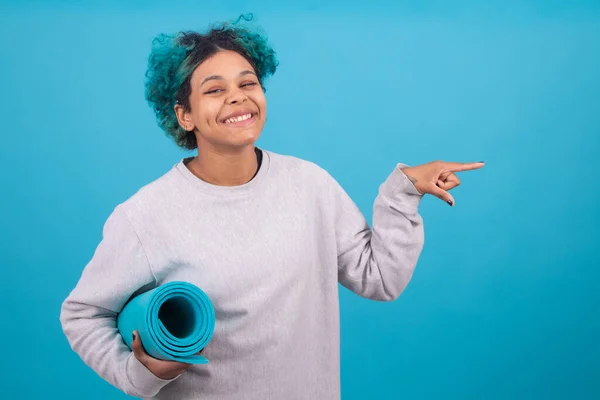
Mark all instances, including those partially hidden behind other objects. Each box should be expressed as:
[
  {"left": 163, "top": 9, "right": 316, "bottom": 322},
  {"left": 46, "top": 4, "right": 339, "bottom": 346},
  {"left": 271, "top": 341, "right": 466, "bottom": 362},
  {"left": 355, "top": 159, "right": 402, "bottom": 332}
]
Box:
[{"left": 200, "top": 70, "right": 257, "bottom": 86}]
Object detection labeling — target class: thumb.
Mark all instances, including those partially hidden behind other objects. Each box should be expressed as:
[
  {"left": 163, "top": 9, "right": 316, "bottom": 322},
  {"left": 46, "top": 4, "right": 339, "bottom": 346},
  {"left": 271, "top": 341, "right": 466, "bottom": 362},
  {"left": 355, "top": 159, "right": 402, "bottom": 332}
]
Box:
[
  {"left": 131, "top": 331, "right": 148, "bottom": 360},
  {"left": 428, "top": 184, "right": 455, "bottom": 207}
]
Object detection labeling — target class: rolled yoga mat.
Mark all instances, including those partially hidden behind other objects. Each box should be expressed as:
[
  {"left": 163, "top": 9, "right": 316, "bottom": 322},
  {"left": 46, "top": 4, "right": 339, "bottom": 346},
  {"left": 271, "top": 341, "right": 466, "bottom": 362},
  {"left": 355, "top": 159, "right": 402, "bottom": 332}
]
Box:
[{"left": 117, "top": 281, "right": 216, "bottom": 364}]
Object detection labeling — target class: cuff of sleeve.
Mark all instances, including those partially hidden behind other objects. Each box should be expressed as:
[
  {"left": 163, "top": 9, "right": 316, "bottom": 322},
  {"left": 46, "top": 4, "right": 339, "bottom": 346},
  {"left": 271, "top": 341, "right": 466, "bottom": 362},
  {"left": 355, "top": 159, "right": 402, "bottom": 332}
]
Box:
[
  {"left": 380, "top": 163, "right": 423, "bottom": 207},
  {"left": 125, "top": 353, "right": 180, "bottom": 397}
]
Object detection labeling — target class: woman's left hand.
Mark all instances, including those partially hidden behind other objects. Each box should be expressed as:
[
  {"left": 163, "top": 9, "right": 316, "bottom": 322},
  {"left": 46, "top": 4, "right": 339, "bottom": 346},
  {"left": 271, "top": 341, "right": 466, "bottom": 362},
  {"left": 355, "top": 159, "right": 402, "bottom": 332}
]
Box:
[{"left": 401, "top": 160, "right": 485, "bottom": 206}]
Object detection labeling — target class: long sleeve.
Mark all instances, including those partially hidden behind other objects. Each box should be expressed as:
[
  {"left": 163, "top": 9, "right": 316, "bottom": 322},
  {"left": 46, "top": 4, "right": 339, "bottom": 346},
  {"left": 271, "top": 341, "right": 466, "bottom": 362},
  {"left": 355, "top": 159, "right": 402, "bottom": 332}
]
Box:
[
  {"left": 329, "top": 163, "right": 425, "bottom": 301},
  {"left": 59, "top": 205, "right": 179, "bottom": 398}
]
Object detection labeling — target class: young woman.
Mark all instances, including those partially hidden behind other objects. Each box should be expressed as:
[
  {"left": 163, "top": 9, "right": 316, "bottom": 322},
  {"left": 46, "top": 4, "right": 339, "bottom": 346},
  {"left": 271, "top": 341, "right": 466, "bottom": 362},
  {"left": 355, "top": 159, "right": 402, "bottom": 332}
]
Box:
[{"left": 60, "top": 15, "right": 484, "bottom": 400}]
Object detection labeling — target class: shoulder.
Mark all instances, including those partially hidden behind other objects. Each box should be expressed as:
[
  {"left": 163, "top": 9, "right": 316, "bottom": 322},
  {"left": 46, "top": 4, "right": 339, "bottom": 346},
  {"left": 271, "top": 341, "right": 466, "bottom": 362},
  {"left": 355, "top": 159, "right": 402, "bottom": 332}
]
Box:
[
  {"left": 265, "top": 149, "right": 333, "bottom": 187},
  {"left": 112, "top": 161, "right": 185, "bottom": 220}
]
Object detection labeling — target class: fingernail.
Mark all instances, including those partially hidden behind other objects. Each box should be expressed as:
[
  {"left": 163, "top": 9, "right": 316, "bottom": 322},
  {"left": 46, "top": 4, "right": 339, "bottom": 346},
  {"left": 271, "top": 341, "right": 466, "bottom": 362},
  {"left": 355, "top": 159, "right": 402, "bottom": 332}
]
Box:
[
  {"left": 132, "top": 332, "right": 136, "bottom": 341},
  {"left": 447, "top": 200, "right": 453, "bottom": 206},
  {"left": 478, "top": 161, "right": 485, "bottom": 163}
]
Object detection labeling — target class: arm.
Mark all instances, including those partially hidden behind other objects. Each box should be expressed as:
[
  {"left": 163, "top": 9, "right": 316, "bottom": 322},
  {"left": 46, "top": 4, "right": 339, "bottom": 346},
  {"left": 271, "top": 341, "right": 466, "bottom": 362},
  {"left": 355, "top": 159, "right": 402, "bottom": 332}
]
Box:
[
  {"left": 59, "top": 205, "right": 179, "bottom": 397},
  {"left": 328, "top": 163, "right": 425, "bottom": 301}
]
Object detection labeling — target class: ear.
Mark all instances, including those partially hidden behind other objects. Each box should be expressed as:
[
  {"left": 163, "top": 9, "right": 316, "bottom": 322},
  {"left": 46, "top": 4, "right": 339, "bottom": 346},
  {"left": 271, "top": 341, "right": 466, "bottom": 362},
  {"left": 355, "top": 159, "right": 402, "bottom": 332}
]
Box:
[{"left": 174, "top": 104, "right": 195, "bottom": 131}]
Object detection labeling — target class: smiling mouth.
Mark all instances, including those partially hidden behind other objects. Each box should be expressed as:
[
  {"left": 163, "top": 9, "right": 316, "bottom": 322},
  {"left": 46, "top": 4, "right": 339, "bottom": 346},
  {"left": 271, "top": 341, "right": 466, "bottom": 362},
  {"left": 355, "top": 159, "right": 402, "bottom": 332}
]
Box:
[{"left": 222, "top": 113, "right": 256, "bottom": 125}]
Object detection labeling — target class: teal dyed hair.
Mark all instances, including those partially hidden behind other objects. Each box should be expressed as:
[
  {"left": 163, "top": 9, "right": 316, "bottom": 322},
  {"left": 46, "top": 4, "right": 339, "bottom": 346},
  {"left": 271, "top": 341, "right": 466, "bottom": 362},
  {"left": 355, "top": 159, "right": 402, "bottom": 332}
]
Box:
[{"left": 144, "top": 14, "right": 278, "bottom": 150}]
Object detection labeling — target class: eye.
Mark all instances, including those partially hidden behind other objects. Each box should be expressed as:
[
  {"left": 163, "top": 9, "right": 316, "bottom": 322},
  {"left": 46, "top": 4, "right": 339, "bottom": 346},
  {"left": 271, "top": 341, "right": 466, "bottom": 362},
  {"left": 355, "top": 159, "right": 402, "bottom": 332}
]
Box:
[
  {"left": 241, "top": 81, "right": 258, "bottom": 88},
  {"left": 204, "top": 88, "right": 224, "bottom": 95}
]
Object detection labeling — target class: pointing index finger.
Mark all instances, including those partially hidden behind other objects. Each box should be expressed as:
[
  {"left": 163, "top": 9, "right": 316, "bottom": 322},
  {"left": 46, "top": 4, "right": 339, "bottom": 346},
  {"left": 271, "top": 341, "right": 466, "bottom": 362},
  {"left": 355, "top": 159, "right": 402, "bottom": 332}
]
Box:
[{"left": 444, "top": 161, "right": 485, "bottom": 172}]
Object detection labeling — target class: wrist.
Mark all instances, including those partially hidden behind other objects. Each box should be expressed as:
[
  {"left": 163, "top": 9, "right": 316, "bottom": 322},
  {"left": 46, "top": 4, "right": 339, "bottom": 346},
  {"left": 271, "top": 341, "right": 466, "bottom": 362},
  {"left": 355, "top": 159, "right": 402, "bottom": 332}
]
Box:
[{"left": 399, "top": 167, "right": 423, "bottom": 195}]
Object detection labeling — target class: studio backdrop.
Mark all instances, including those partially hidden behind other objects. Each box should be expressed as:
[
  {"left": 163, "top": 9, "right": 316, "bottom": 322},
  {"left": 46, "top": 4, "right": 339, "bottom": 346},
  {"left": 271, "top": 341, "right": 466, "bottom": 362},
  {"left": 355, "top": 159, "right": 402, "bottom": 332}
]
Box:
[{"left": 0, "top": 1, "right": 598, "bottom": 399}]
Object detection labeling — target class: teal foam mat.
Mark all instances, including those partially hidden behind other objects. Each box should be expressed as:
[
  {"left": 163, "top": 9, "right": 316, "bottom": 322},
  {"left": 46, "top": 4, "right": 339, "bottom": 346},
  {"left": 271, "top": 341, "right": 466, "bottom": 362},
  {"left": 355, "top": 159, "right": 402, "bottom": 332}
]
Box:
[{"left": 118, "top": 281, "right": 215, "bottom": 364}]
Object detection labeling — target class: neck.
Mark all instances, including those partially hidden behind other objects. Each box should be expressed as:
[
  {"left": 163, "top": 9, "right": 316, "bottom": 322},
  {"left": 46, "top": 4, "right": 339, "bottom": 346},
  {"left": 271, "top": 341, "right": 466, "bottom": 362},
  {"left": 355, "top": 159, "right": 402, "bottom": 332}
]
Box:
[{"left": 187, "top": 145, "right": 259, "bottom": 187}]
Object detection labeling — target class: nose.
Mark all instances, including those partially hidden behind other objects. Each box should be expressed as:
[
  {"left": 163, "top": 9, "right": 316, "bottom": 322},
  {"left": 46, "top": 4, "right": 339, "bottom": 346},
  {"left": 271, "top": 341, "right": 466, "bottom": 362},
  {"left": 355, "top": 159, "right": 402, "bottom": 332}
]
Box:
[{"left": 226, "top": 87, "right": 247, "bottom": 105}]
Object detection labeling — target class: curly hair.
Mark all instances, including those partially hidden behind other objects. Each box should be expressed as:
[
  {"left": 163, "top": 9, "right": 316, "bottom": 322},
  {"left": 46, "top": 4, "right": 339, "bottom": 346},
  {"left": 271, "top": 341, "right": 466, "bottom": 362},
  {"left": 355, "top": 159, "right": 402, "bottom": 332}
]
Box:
[{"left": 144, "top": 14, "right": 279, "bottom": 150}]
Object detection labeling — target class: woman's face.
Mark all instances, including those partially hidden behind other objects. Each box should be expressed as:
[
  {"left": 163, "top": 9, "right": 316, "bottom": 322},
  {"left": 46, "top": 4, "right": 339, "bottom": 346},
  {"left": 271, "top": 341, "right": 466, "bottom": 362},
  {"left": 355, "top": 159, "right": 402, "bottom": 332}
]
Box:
[{"left": 175, "top": 50, "right": 267, "bottom": 152}]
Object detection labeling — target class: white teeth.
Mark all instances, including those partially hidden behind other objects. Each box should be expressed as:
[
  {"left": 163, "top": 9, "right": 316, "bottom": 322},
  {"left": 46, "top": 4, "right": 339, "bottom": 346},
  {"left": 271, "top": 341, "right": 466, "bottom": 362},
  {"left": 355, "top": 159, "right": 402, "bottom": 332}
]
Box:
[{"left": 225, "top": 113, "right": 252, "bottom": 124}]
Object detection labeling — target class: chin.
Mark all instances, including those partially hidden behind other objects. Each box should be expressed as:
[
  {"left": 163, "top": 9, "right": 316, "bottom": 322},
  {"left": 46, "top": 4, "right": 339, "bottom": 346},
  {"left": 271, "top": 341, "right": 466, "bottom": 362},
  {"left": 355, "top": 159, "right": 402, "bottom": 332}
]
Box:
[{"left": 227, "top": 127, "right": 262, "bottom": 143}]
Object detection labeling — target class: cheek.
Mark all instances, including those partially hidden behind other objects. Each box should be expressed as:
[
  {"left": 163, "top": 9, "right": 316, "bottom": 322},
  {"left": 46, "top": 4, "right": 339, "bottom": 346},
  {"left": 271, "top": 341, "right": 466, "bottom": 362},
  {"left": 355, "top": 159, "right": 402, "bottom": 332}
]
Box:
[
  {"left": 253, "top": 94, "right": 267, "bottom": 115},
  {"left": 195, "top": 101, "right": 221, "bottom": 127}
]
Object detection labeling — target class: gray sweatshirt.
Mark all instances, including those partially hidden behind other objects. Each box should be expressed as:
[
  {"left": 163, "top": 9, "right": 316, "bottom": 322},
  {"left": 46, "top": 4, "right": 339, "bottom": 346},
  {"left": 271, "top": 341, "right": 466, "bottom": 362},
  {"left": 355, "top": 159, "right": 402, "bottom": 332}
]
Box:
[{"left": 59, "top": 149, "right": 424, "bottom": 399}]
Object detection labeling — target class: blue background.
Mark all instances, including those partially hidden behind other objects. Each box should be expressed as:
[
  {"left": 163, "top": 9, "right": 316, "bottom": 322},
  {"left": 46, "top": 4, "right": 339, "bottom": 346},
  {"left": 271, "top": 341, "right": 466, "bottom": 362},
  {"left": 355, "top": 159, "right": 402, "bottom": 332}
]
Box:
[{"left": 1, "top": 0, "right": 599, "bottom": 398}]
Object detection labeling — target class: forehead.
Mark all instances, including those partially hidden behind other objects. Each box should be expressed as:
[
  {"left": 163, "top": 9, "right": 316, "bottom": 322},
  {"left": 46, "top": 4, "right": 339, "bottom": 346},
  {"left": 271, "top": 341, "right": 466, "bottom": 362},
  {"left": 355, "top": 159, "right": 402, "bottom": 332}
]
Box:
[{"left": 191, "top": 50, "right": 255, "bottom": 82}]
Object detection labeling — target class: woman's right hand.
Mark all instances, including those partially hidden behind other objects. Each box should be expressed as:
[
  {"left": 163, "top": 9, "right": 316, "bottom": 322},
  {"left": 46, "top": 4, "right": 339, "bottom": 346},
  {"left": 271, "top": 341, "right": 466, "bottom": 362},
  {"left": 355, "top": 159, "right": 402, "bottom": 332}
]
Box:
[{"left": 131, "top": 330, "right": 201, "bottom": 380}]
